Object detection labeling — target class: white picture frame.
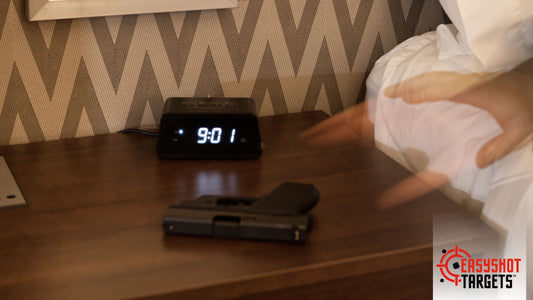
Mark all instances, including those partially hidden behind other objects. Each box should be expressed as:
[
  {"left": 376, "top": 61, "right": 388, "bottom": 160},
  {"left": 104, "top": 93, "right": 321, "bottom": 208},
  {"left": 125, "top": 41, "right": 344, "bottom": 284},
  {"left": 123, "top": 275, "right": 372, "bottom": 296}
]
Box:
[{"left": 27, "top": 0, "right": 238, "bottom": 21}]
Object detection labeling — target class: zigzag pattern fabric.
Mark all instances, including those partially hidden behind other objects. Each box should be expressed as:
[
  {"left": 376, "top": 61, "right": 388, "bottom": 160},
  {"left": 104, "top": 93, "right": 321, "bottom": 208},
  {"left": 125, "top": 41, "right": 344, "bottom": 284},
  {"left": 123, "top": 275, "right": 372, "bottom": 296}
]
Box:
[{"left": 0, "top": 0, "right": 444, "bottom": 145}]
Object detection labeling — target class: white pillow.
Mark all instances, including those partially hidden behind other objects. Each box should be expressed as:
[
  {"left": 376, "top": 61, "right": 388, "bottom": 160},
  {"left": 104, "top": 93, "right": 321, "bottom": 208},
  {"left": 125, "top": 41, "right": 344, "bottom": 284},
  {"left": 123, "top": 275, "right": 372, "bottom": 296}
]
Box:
[{"left": 439, "top": 0, "right": 533, "bottom": 70}]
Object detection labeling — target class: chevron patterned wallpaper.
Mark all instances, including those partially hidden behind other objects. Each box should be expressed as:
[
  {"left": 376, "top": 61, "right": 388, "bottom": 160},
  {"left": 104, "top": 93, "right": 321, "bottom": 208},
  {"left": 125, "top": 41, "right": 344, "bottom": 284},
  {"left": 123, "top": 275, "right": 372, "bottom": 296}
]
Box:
[{"left": 0, "top": 0, "right": 444, "bottom": 145}]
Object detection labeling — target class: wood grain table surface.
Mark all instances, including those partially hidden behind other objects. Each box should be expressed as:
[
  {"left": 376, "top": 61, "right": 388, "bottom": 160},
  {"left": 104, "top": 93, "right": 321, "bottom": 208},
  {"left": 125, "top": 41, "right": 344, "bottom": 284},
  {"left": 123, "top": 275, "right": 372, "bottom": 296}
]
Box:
[{"left": 0, "top": 111, "right": 485, "bottom": 299}]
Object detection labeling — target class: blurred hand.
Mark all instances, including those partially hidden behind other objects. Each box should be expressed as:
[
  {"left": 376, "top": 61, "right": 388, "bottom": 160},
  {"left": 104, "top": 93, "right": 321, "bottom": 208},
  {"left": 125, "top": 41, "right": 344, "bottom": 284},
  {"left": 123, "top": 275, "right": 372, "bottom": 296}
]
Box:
[
  {"left": 378, "top": 68, "right": 533, "bottom": 208},
  {"left": 300, "top": 102, "right": 451, "bottom": 209},
  {"left": 385, "top": 70, "right": 533, "bottom": 168},
  {"left": 299, "top": 101, "right": 374, "bottom": 147},
  {"left": 301, "top": 64, "right": 533, "bottom": 210}
]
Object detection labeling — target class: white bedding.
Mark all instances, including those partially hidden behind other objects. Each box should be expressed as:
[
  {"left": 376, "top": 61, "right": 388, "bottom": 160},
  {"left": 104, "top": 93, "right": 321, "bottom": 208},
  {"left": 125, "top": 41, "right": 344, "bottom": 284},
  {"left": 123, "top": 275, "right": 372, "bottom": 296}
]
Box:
[{"left": 366, "top": 22, "right": 532, "bottom": 300}]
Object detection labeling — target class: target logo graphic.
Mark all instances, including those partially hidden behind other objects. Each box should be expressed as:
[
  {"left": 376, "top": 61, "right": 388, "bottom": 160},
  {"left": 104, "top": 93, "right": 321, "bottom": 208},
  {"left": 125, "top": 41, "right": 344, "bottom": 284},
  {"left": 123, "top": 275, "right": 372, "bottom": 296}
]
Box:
[{"left": 436, "top": 245, "right": 471, "bottom": 286}]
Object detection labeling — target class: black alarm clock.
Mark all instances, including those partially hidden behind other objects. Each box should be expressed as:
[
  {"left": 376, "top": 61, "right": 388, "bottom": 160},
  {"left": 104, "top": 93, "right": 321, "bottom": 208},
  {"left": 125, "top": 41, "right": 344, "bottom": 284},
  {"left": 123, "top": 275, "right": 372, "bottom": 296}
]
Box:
[{"left": 157, "top": 97, "right": 262, "bottom": 159}]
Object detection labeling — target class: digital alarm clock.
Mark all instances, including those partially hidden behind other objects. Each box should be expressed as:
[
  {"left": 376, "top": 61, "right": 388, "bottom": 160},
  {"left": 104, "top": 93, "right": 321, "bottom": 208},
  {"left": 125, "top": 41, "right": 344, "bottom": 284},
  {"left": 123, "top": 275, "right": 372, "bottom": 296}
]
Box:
[{"left": 157, "top": 97, "right": 262, "bottom": 159}]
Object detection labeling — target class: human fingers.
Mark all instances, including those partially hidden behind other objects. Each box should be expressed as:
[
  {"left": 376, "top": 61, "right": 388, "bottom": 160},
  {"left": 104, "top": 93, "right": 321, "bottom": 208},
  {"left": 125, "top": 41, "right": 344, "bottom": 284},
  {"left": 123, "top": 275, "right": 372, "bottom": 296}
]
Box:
[
  {"left": 384, "top": 72, "right": 499, "bottom": 104},
  {"left": 384, "top": 72, "right": 456, "bottom": 102},
  {"left": 476, "top": 128, "right": 532, "bottom": 169},
  {"left": 299, "top": 104, "right": 365, "bottom": 142},
  {"left": 301, "top": 124, "right": 361, "bottom": 147},
  {"left": 376, "top": 169, "right": 449, "bottom": 210}
]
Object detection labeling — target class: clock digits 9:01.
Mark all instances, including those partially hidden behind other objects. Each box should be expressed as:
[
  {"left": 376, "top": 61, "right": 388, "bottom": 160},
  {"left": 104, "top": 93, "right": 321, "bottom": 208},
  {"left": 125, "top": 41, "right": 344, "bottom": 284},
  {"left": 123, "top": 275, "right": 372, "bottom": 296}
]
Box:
[{"left": 196, "top": 127, "right": 236, "bottom": 144}]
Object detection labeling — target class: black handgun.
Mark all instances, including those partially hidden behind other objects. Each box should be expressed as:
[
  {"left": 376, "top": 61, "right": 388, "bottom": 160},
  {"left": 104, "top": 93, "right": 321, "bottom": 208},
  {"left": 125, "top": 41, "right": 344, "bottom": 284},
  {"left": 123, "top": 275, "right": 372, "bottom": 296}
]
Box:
[{"left": 161, "top": 183, "right": 319, "bottom": 242}]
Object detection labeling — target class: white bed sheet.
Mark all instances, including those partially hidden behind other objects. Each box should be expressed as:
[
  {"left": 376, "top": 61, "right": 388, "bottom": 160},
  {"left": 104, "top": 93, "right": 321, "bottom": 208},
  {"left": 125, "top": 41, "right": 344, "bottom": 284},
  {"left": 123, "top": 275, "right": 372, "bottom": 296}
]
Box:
[{"left": 366, "top": 23, "right": 532, "bottom": 298}]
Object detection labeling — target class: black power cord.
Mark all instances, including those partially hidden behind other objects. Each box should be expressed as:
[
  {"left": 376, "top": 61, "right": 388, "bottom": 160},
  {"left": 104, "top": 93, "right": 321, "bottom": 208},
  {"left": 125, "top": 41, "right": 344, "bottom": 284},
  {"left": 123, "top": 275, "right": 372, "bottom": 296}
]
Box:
[{"left": 118, "top": 129, "right": 159, "bottom": 137}]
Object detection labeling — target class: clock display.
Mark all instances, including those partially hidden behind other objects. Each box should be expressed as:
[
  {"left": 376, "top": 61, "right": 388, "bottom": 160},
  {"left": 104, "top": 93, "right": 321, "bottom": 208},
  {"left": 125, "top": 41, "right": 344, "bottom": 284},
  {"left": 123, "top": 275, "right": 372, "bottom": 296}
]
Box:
[
  {"left": 172, "top": 127, "right": 239, "bottom": 145},
  {"left": 157, "top": 97, "right": 262, "bottom": 159},
  {"left": 157, "top": 114, "right": 261, "bottom": 159}
]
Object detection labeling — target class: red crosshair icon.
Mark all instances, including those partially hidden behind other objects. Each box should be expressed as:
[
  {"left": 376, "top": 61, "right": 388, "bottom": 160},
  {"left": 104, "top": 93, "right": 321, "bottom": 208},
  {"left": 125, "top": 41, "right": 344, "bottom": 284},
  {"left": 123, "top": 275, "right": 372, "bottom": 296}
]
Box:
[{"left": 436, "top": 245, "right": 471, "bottom": 286}]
